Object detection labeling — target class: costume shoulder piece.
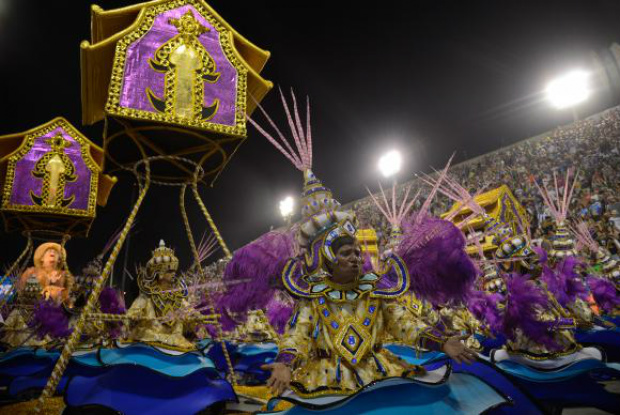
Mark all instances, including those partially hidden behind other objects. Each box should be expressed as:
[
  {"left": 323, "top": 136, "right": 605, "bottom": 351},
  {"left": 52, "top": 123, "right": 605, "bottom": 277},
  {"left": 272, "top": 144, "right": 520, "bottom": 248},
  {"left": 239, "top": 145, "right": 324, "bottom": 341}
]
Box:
[{"left": 282, "top": 253, "right": 410, "bottom": 302}]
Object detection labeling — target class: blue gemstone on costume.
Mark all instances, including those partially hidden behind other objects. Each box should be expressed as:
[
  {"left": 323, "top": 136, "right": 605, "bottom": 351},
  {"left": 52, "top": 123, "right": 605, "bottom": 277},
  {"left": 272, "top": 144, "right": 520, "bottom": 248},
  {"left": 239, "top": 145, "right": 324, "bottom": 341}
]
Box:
[
  {"left": 369, "top": 305, "right": 376, "bottom": 313},
  {"left": 318, "top": 297, "right": 325, "bottom": 304},
  {"left": 363, "top": 318, "right": 370, "bottom": 326},
  {"left": 348, "top": 336, "right": 356, "bottom": 345},
  {"left": 323, "top": 309, "right": 330, "bottom": 317},
  {"left": 352, "top": 358, "right": 357, "bottom": 364},
  {"left": 331, "top": 321, "right": 339, "bottom": 329}
]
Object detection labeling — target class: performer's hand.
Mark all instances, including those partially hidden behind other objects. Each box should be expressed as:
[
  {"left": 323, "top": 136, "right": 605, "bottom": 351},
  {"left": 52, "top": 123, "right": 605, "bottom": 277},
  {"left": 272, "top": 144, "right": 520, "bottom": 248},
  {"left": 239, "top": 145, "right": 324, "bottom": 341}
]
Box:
[
  {"left": 442, "top": 334, "right": 478, "bottom": 364},
  {"left": 261, "top": 363, "right": 291, "bottom": 396}
]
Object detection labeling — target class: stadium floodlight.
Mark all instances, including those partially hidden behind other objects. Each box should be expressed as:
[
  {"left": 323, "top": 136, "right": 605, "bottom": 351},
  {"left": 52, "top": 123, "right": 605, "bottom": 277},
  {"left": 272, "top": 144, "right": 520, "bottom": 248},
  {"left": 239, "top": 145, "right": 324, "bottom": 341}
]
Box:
[
  {"left": 378, "top": 150, "right": 402, "bottom": 178},
  {"left": 546, "top": 70, "right": 590, "bottom": 109},
  {"left": 279, "top": 196, "right": 295, "bottom": 220}
]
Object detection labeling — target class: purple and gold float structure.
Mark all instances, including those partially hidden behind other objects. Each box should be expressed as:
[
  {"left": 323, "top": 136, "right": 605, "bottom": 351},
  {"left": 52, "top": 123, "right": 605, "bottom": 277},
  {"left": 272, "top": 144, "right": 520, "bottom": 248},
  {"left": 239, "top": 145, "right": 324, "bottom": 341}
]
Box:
[
  {"left": 30, "top": 0, "right": 272, "bottom": 412},
  {"left": 0, "top": 117, "right": 116, "bottom": 236},
  {"left": 0, "top": 117, "right": 116, "bottom": 278},
  {"left": 81, "top": 0, "right": 272, "bottom": 184}
]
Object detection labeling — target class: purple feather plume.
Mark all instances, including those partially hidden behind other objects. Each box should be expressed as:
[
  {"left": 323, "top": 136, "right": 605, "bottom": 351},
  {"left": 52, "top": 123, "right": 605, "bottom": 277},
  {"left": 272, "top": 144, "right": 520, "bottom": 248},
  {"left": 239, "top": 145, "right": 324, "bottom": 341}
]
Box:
[
  {"left": 98, "top": 287, "right": 126, "bottom": 339},
  {"left": 99, "top": 287, "right": 126, "bottom": 314},
  {"left": 198, "top": 292, "right": 238, "bottom": 333},
  {"left": 217, "top": 230, "right": 296, "bottom": 320},
  {"left": 532, "top": 246, "right": 548, "bottom": 265},
  {"left": 503, "top": 274, "right": 560, "bottom": 350},
  {"left": 265, "top": 297, "right": 294, "bottom": 334},
  {"left": 541, "top": 257, "right": 588, "bottom": 308},
  {"left": 217, "top": 307, "right": 238, "bottom": 332},
  {"left": 588, "top": 276, "right": 620, "bottom": 313},
  {"left": 397, "top": 214, "right": 476, "bottom": 305},
  {"left": 467, "top": 290, "right": 503, "bottom": 333},
  {"left": 29, "top": 300, "right": 72, "bottom": 339}
]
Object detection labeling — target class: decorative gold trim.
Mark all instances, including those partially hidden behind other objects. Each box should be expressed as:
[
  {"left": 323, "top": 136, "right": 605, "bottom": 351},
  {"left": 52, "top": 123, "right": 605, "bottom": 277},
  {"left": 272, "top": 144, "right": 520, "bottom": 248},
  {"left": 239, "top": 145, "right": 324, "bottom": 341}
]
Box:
[
  {"left": 2, "top": 118, "right": 100, "bottom": 218},
  {"left": 506, "top": 343, "right": 582, "bottom": 360},
  {"left": 105, "top": 0, "right": 248, "bottom": 136}
]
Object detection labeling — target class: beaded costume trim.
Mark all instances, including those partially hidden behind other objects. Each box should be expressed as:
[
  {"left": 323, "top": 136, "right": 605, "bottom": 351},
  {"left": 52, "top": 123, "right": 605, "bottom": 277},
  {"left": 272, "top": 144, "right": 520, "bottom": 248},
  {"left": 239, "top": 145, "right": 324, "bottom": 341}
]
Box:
[{"left": 281, "top": 254, "right": 410, "bottom": 302}]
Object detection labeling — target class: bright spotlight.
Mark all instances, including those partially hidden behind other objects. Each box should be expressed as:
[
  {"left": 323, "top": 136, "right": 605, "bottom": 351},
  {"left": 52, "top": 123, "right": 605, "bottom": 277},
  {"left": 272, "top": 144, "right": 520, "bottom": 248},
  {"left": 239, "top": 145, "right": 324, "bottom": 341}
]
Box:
[
  {"left": 546, "top": 70, "right": 590, "bottom": 109},
  {"left": 378, "top": 150, "right": 402, "bottom": 178},
  {"left": 279, "top": 196, "right": 294, "bottom": 219}
]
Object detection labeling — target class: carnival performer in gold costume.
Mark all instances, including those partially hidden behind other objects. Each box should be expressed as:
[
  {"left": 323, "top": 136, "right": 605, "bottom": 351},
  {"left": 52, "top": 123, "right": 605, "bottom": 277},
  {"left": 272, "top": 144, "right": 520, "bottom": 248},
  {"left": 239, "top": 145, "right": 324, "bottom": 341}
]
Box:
[
  {"left": 125, "top": 240, "right": 201, "bottom": 351},
  {"left": 2, "top": 242, "right": 74, "bottom": 348},
  {"left": 221, "top": 88, "right": 479, "bottom": 397}
]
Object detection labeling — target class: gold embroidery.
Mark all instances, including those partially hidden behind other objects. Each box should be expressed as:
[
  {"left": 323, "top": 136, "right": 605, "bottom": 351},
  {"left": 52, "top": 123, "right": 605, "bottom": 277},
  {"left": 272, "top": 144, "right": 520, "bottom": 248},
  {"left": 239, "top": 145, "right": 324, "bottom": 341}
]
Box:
[
  {"left": 146, "top": 10, "right": 220, "bottom": 121},
  {"left": 314, "top": 296, "right": 379, "bottom": 366},
  {"left": 29, "top": 134, "right": 77, "bottom": 208},
  {"left": 105, "top": 0, "right": 248, "bottom": 136},
  {"left": 2, "top": 118, "right": 100, "bottom": 218}
]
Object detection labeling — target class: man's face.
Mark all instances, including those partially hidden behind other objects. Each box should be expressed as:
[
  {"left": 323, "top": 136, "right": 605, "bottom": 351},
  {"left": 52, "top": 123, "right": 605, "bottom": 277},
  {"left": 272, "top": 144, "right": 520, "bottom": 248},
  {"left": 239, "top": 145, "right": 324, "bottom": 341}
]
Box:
[
  {"left": 42, "top": 249, "right": 60, "bottom": 269},
  {"left": 332, "top": 242, "right": 362, "bottom": 283}
]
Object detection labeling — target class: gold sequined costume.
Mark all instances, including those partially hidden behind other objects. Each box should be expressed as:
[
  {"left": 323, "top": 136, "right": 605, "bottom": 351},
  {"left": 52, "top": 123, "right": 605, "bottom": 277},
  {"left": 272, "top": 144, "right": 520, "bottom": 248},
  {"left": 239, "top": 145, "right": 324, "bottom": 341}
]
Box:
[{"left": 125, "top": 240, "right": 199, "bottom": 352}]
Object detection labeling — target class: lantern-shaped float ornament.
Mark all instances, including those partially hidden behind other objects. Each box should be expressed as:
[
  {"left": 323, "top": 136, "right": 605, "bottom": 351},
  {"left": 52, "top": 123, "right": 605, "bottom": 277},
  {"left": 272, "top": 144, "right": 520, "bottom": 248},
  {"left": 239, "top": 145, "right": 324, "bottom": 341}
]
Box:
[
  {"left": 34, "top": 2, "right": 273, "bottom": 409},
  {"left": 0, "top": 117, "right": 116, "bottom": 237},
  {"left": 81, "top": 0, "right": 273, "bottom": 182}
]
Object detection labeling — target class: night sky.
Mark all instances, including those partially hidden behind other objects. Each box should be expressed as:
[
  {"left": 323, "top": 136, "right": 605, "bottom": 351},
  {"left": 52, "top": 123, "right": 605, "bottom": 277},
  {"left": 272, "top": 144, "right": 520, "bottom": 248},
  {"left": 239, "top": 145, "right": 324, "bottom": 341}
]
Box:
[{"left": 2, "top": 0, "right": 620, "bottom": 290}]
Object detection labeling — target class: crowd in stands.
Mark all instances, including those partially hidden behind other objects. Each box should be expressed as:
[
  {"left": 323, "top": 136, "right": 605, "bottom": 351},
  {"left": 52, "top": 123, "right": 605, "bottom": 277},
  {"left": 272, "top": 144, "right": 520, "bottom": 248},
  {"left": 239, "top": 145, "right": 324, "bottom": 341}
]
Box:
[{"left": 351, "top": 107, "right": 620, "bottom": 257}]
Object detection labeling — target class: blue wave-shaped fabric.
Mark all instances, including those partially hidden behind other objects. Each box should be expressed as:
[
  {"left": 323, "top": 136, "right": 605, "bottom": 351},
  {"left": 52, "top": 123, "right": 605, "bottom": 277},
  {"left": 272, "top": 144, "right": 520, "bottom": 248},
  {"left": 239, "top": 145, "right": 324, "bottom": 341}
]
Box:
[
  {"left": 575, "top": 328, "right": 620, "bottom": 362},
  {"left": 264, "top": 374, "right": 507, "bottom": 415},
  {"left": 384, "top": 344, "right": 446, "bottom": 366},
  {"left": 205, "top": 341, "right": 239, "bottom": 372},
  {"left": 72, "top": 343, "right": 217, "bottom": 378},
  {"left": 451, "top": 359, "right": 545, "bottom": 415},
  {"left": 0, "top": 353, "right": 57, "bottom": 379},
  {"left": 65, "top": 364, "right": 236, "bottom": 415},
  {"left": 498, "top": 361, "right": 620, "bottom": 413},
  {"left": 476, "top": 333, "right": 507, "bottom": 356},
  {"left": 0, "top": 348, "right": 63, "bottom": 394},
  {"left": 237, "top": 342, "right": 279, "bottom": 356},
  {"left": 495, "top": 358, "right": 608, "bottom": 382},
  {"left": 0, "top": 347, "right": 59, "bottom": 363},
  {"left": 234, "top": 342, "right": 278, "bottom": 383},
  {"left": 8, "top": 360, "right": 102, "bottom": 397}
]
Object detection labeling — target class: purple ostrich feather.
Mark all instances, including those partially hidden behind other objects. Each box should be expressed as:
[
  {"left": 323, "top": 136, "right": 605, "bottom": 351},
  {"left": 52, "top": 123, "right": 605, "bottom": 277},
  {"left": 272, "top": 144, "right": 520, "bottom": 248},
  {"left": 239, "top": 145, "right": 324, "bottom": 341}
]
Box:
[
  {"left": 99, "top": 287, "right": 126, "bottom": 314},
  {"left": 29, "top": 300, "right": 72, "bottom": 339},
  {"left": 503, "top": 274, "right": 560, "bottom": 350},
  {"left": 265, "top": 297, "right": 294, "bottom": 334},
  {"left": 588, "top": 276, "right": 620, "bottom": 313},
  {"left": 98, "top": 287, "right": 126, "bottom": 339},
  {"left": 467, "top": 290, "right": 503, "bottom": 333},
  {"left": 217, "top": 230, "right": 296, "bottom": 319},
  {"left": 541, "top": 257, "right": 588, "bottom": 308},
  {"left": 397, "top": 214, "right": 476, "bottom": 306},
  {"left": 532, "top": 246, "right": 548, "bottom": 265}
]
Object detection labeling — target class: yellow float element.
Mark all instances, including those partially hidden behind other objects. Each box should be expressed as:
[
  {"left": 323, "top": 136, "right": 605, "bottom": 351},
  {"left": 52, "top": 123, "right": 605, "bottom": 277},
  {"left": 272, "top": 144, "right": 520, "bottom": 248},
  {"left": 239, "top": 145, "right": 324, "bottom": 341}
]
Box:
[{"left": 442, "top": 185, "right": 528, "bottom": 254}]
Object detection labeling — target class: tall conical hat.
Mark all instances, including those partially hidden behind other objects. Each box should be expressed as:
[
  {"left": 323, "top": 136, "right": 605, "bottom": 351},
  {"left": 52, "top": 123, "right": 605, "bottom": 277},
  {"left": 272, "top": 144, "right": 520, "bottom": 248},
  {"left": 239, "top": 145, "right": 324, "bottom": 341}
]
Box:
[
  {"left": 533, "top": 169, "right": 579, "bottom": 261},
  {"left": 247, "top": 89, "right": 357, "bottom": 273}
]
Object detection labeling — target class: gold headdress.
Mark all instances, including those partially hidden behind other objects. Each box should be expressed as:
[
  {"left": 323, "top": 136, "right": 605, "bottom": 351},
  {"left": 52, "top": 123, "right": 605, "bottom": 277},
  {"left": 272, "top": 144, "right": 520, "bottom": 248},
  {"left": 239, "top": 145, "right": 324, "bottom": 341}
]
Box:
[{"left": 146, "top": 239, "right": 179, "bottom": 274}]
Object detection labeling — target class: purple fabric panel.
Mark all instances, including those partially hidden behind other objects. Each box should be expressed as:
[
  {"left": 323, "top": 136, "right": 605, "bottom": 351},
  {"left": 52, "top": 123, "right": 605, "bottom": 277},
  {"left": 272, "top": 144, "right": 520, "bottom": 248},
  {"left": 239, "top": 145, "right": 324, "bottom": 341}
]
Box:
[
  {"left": 119, "top": 5, "right": 238, "bottom": 126},
  {"left": 10, "top": 127, "right": 92, "bottom": 210}
]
